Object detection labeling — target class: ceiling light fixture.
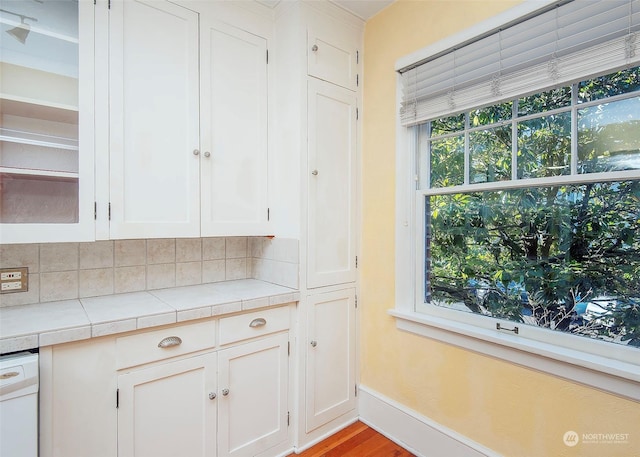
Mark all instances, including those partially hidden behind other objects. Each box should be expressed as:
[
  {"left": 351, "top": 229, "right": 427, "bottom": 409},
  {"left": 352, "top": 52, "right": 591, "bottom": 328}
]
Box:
[{"left": 0, "top": 8, "right": 38, "bottom": 44}]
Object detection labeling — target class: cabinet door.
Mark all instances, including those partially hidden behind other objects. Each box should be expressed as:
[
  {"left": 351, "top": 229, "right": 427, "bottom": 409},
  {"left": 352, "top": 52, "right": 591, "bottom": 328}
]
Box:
[
  {"left": 109, "top": 0, "right": 200, "bottom": 239},
  {"left": 118, "top": 353, "right": 217, "bottom": 457},
  {"left": 0, "top": 0, "right": 95, "bottom": 243},
  {"left": 306, "top": 288, "right": 356, "bottom": 432},
  {"left": 307, "top": 19, "right": 359, "bottom": 91},
  {"left": 218, "top": 333, "right": 289, "bottom": 457},
  {"left": 307, "top": 79, "right": 357, "bottom": 288},
  {"left": 200, "top": 20, "right": 269, "bottom": 236}
]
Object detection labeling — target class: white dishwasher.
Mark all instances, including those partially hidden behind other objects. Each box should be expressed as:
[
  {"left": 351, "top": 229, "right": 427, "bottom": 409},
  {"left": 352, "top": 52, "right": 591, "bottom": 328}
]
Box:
[{"left": 0, "top": 352, "right": 39, "bottom": 457}]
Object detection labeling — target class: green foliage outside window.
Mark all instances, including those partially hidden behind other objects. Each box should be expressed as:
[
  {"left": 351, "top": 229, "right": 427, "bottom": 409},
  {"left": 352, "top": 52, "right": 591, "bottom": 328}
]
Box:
[
  {"left": 428, "top": 181, "right": 640, "bottom": 346},
  {"left": 423, "top": 66, "right": 640, "bottom": 347}
]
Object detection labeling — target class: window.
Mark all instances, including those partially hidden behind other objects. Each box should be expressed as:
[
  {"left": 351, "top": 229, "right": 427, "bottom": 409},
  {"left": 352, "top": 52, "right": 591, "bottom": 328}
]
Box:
[
  {"left": 394, "top": 0, "right": 640, "bottom": 399},
  {"left": 419, "top": 67, "right": 640, "bottom": 345}
]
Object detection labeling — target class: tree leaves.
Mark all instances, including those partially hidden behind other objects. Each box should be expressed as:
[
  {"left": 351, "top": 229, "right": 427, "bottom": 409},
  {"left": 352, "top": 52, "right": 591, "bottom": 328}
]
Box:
[{"left": 428, "top": 181, "right": 640, "bottom": 347}]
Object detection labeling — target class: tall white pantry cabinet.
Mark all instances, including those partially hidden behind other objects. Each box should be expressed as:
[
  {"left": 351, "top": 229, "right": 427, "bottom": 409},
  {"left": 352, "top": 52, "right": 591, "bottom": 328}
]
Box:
[{"left": 273, "top": 1, "right": 362, "bottom": 449}]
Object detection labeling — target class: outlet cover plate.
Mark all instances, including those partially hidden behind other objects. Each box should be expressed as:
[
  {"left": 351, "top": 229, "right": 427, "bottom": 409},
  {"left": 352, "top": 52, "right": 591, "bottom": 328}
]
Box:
[{"left": 0, "top": 267, "right": 28, "bottom": 294}]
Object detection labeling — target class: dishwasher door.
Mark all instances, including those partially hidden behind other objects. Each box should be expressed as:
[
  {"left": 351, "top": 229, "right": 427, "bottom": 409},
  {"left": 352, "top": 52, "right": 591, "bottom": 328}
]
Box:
[{"left": 0, "top": 352, "right": 39, "bottom": 457}]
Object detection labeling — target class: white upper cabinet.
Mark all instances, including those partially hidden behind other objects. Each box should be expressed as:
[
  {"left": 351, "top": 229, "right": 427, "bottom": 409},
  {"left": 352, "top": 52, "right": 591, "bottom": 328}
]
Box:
[
  {"left": 0, "top": 0, "right": 95, "bottom": 243},
  {"left": 107, "top": 0, "right": 270, "bottom": 239},
  {"left": 307, "top": 14, "right": 360, "bottom": 91},
  {"left": 108, "top": 0, "right": 200, "bottom": 239},
  {"left": 200, "top": 19, "right": 269, "bottom": 236}
]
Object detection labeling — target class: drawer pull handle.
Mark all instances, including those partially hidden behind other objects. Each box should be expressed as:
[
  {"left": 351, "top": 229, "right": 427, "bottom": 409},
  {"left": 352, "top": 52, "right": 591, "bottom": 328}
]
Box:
[
  {"left": 158, "top": 336, "right": 182, "bottom": 348},
  {"left": 0, "top": 371, "right": 19, "bottom": 380},
  {"left": 249, "top": 318, "right": 267, "bottom": 328}
]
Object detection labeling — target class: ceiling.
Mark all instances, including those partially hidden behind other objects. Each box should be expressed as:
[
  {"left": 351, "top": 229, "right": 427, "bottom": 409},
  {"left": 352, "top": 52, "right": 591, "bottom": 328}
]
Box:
[
  {"left": 256, "top": 0, "right": 395, "bottom": 21},
  {"left": 331, "top": 0, "right": 395, "bottom": 20}
]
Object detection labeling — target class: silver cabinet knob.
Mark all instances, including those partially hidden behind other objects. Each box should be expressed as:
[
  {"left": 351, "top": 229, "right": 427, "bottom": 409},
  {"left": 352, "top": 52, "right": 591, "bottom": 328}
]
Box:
[
  {"left": 193, "top": 149, "right": 200, "bottom": 156},
  {"left": 311, "top": 44, "right": 318, "bottom": 52},
  {"left": 310, "top": 340, "right": 317, "bottom": 347},
  {"left": 222, "top": 389, "right": 230, "bottom": 396},
  {"left": 209, "top": 392, "right": 216, "bottom": 400},
  {"left": 204, "top": 151, "right": 211, "bottom": 158},
  {"left": 311, "top": 170, "right": 318, "bottom": 176}
]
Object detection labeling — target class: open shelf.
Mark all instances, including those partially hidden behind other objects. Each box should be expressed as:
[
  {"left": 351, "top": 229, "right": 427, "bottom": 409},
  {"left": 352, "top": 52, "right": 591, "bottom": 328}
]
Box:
[
  {"left": 0, "top": 63, "right": 79, "bottom": 111},
  {"left": 0, "top": 166, "right": 79, "bottom": 180},
  {"left": 0, "top": 98, "right": 78, "bottom": 123},
  {"left": 0, "top": 127, "right": 78, "bottom": 150}
]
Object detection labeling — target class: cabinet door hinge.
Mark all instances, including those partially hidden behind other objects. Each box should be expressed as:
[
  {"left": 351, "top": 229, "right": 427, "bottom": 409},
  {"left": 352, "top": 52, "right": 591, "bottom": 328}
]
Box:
[
  {"left": 355, "top": 255, "right": 358, "bottom": 268},
  {"left": 355, "top": 295, "right": 358, "bottom": 308},
  {"left": 108, "top": 202, "right": 112, "bottom": 221},
  {"left": 94, "top": 202, "right": 97, "bottom": 220},
  {"left": 267, "top": 208, "right": 270, "bottom": 221},
  {"left": 287, "top": 341, "right": 290, "bottom": 356},
  {"left": 356, "top": 108, "right": 359, "bottom": 120},
  {"left": 356, "top": 74, "right": 359, "bottom": 87},
  {"left": 116, "top": 388, "right": 119, "bottom": 408},
  {"left": 355, "top": 384, "right": 358, "bottom": 397},
  {"left": 287, "top": 411, "right": 290, "bottom": 426},
  {"left": 266, "top": 49, "right": 269, "bottom": 64},
  {"left": 108, "top": 0, "right": 111, "bottom": 9},
  {"left": 356, "top": 50, "right": 359, "bottom": 64}
]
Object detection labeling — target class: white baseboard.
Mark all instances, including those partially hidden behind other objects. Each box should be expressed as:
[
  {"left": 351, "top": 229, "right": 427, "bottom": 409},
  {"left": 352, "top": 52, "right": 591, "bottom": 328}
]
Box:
[{"left": 358, "top": 385, "right": 501, "bottom": 457}]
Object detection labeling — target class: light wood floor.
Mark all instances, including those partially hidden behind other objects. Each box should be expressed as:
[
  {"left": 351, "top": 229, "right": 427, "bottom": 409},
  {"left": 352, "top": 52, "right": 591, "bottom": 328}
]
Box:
[{"left": 289, "top": 421, "right": 415, "bottom": 457}]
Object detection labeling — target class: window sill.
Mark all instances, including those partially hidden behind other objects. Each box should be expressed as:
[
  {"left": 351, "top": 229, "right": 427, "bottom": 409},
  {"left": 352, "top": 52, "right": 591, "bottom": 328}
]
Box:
[{"left": 388, "top": 309, "right": 640, "bottom": 402}]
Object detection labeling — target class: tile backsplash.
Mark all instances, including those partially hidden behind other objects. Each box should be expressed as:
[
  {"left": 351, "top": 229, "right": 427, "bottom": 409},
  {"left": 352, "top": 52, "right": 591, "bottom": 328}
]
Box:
[{"left": 0, "top": 237, "right": 299, "bottom": 308}]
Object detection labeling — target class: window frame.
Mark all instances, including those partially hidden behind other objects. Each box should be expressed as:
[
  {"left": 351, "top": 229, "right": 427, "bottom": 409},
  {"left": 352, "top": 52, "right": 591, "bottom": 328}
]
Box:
[{"left": 392, "top": 4, "right": 640, "bottom": 402}]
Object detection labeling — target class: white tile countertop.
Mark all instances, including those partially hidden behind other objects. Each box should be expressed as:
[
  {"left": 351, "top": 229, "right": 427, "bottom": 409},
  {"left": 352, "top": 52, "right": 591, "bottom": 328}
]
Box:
[{"left": 0, "top": 279, "right": 299, "bottom": 354}]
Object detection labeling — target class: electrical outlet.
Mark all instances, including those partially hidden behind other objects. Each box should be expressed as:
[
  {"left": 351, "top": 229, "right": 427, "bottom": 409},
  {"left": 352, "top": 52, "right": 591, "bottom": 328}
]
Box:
[
  {"left": 0, "top": 267, "right": 28, "bottom": 293},
  {"left": 1, "top": 282, "right": 22, "bottom": 291}
]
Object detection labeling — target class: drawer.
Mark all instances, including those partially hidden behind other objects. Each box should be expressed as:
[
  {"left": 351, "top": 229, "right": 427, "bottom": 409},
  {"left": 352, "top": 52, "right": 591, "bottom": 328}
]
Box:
[
  {"left": 116, "top": 320, "right": 216, "bottom": 370},
  {"left": 218, "top": 306, "right": 290, "bottom": 346}
]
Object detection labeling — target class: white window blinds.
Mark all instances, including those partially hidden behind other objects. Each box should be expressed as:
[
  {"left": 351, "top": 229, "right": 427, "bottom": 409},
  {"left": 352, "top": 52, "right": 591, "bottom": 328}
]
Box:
[{"left": 399, "top": 0, "right": 640, "bottom": 126}]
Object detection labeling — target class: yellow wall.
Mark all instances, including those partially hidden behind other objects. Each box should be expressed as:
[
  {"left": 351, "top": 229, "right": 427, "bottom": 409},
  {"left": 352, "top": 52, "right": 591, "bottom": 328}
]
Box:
[{"left": 360, "top": 1, "right": 640, "bottom": 456}]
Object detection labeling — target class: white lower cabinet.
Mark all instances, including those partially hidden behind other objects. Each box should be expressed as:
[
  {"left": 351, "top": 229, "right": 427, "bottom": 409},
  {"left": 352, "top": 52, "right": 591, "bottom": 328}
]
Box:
[
  {"left": 305, "top": 288, "right": 356, "bottom": 432},
  {"left": 118, "top": 353, "right": 218, "bottom": 457},
  {"left": 217, "top": 333, "right": 289, "bottom": 457},
  {"left": 118, "top": 333, "right": 289, "bottom": 457},
  {"left": 40, "top": 306, "right": 293, "bottom": 457}
]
